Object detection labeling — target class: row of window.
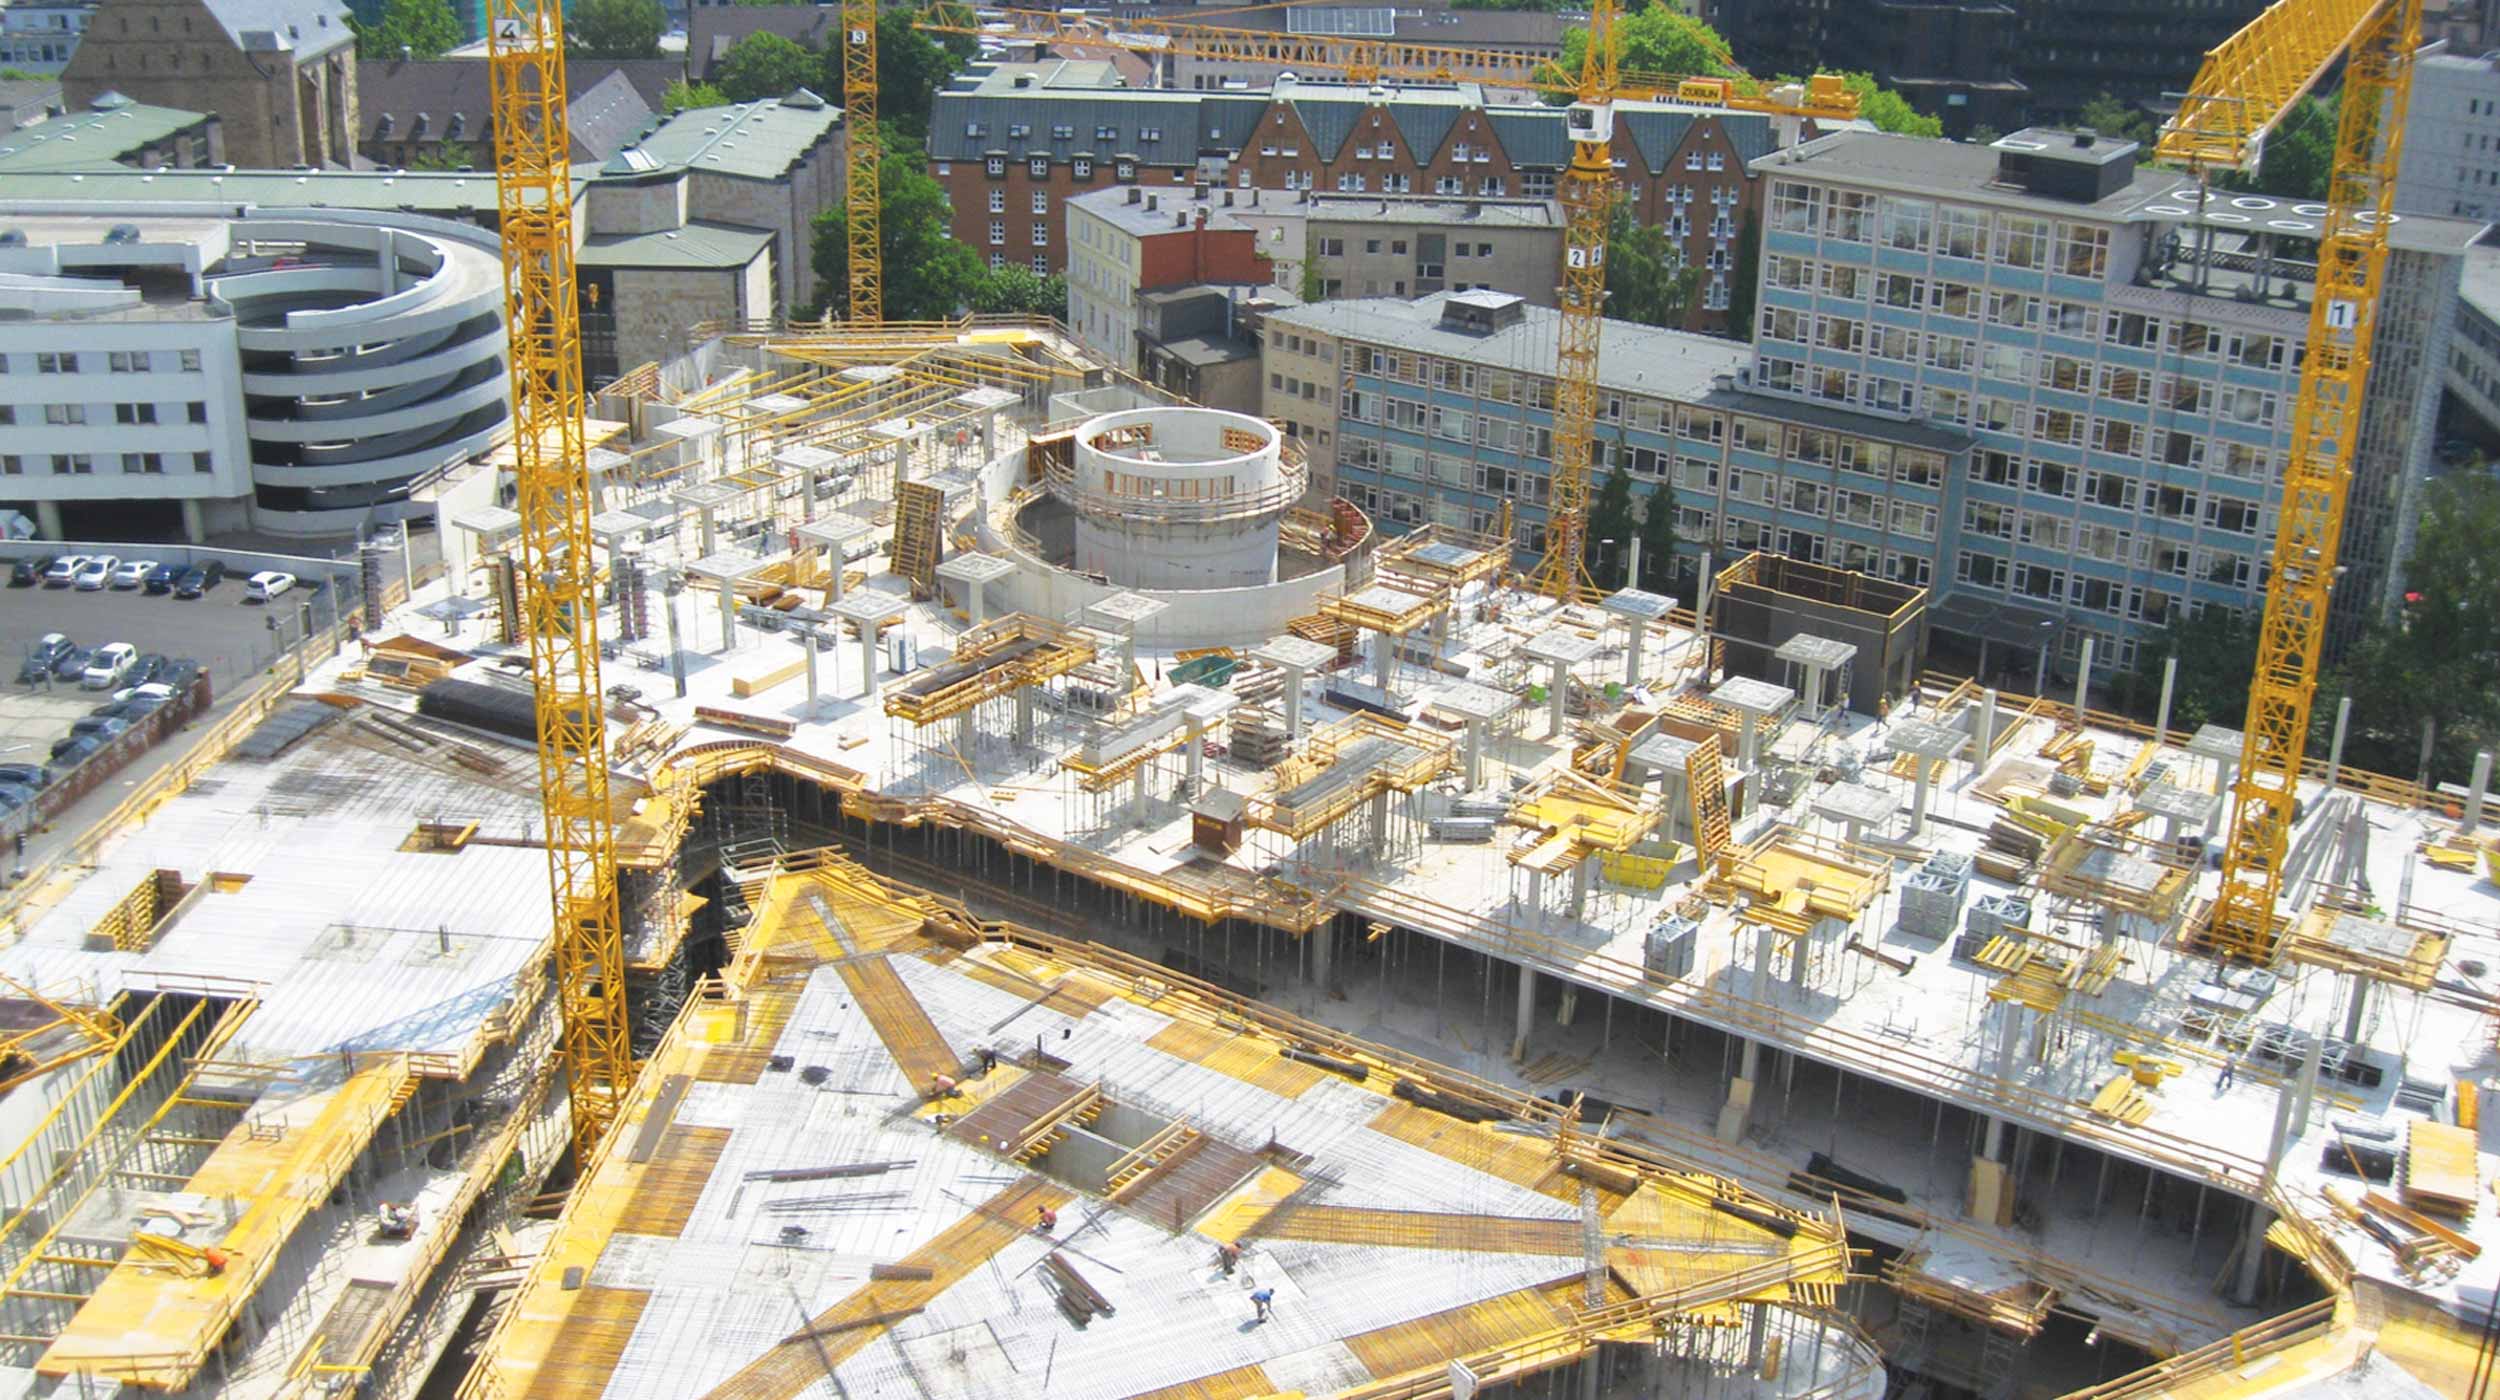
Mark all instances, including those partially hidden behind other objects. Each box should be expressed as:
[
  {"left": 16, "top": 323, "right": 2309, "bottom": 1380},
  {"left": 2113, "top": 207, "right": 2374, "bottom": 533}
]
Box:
[
  {"left": 1768, "top": 182, "right": 2114, "bottom": 280},
  {"left": 0, "top": 401, "right": 210, "bottom": 426},
  {"left": 1, "top": 349, "right": 206, "bottom": 375},
  {"left": 0, "top": 452, "right": 213, "bottom": 475},
  {"left": 969, "top": 121, "right": 1164, "bottom": 144}
]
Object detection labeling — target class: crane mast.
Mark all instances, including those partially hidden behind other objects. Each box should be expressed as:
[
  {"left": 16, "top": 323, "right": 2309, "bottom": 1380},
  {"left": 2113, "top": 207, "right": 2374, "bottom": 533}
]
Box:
[
  {"left": 487, "top": 0, "right": 634, "bottom": 1161},
  {"left": 1526, "top": 0, "right": 1619, "bottom": 600},
  {"left": 843, "top": 0, "right": 881, "bottom": 321},
  {"left": 2158, "top": 0, "right": 2422, "bottom": 961}
]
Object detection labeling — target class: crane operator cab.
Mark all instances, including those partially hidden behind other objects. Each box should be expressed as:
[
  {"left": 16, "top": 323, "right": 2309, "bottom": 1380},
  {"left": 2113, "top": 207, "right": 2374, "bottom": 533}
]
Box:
[{"left": 1565, "top": 102, "right": 1615, "bottom": 148}]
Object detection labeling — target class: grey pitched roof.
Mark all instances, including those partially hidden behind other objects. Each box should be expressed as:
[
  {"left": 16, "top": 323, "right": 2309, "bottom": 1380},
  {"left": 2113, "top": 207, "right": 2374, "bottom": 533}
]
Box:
[
  {"left": 567, "top": 70, "right": 656, "bottom": 163},
  {"left": 1202, "top": 95, "right": 1266, "bottom": 153},
  {"left": 1289, "top": 96, "right": 1361, "bottom": 162},
  {"left": 196, "top": 0, "right": 353, "bottom": 58},
  {"left": 687, "top": 5, "right": 837, "bottom": 78},
  {"left": 1486, "top": 109, "right": 1564, "bottom": 169},
  {"left": 929, "top": 75, "right": 1206, "bottom": 166},
  {"left": 1614, "top": 110, "right": 1696, "bottom": 176},
  {"left": 1390, "top": 104, "right": 1460, "bottom": 166},
  {"left": 357, "top": 59, "right": 656, "bottom": 162}
]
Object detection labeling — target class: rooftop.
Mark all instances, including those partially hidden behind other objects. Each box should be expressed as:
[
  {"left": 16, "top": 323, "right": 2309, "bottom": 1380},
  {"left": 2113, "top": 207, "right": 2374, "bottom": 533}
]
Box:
[
  {"left": 1301, "top": 193, "right": 1562, "bottom": 229},
  {"left": 2464, "top": 239, "right": 2500, "bottom": 322},
  {"left": 576, "top": 220, "right": 775, "bottom": 271},
  {"left": 622, "top": 92, "right": 842, "bottom": 182},
  {"left": 1263, "top": 291, "right": 1753, "bottom": 403},
  {"left": 0, "top": 96, "right": 207, "bottom": 172},
  {"left": 1068, "top": 184, "right": 1266, "bottom": 236}
]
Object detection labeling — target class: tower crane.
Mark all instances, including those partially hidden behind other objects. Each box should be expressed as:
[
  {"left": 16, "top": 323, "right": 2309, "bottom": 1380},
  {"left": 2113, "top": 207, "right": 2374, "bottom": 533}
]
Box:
[
  {"left": 842, "top": 0, "right": 881, "bottom": 321},
  {"left": 487, "top": 1, "right": 635, "bottom": 1161},
  {"left": 911, "top": 0, "right": 1853, "bottom": 596},
  {"left": 2155, "top": 0, "right": 2422, "bottom": 962}
]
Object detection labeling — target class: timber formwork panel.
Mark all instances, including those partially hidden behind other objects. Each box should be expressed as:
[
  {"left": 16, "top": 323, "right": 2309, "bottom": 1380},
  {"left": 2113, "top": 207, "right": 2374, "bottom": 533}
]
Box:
[
  {"left": 882, "top": 615, "right": 1094, "bottom": 726},
  {"left": 1256, "top": 1205, "right": 1584, "bottom": 1255},
  {"left": 835, "top": 956, "right": 960, "bottom": 1089}
]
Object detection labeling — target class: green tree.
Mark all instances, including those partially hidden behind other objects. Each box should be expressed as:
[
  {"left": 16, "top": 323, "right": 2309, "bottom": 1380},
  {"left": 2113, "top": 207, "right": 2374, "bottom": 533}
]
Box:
[
  {"left": 353, "top": 0, "right": 460, "bottom": 60},
  {"left": 2074, "top": 91, "right": 2151, "bottom": 145},
  {"left": 1830, "top": 73, "right": 1941, "bottom": 138},
  {"left": 823, "top": 9, "right": 973, "bottom": 146},
  {"left": 1634, "top": 476, "right": 1680, "bottom": 596},
  {"left": 408, "top": 141, "right": 476, "bottom": 172},
  {"left": 662, "top": 78, "right": 728, "bottom": 113},
  {"left": 2320, "top": 473, "right": 2500, "bottom": 783},
  {"left": 2124, "top": 605, "right": 2259, "bottom": 735},
  {"left": 971, "top": 263, "right": 1067, "bottom": 320},
  {"left": 1605, "top": 198, "right": 1702, "bottom": 330},
  {"left": 567, "top": 0, "right": 664, "bottom": 59},
  {"left": 1723, "top": 210, "right": 1759, "bottom": 341},
  {"left": 2222, "top": 92, "right": 2336, "bottom": 200},
  {"left": 1585, "top": 462, "right": 1640, "bottom": 588},
  {"left": 717, "top": 31, "right": 817, "bottom": 103},
  {"left": 1554, "top": 3, "right": 1737, "bottom": 89},
  {"left": 810, "top": 141, "right": 986, "bottom": 321}
]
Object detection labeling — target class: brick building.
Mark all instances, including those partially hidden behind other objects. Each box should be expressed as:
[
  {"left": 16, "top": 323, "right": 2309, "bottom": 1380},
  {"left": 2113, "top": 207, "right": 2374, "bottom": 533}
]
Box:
[
  {"left": 63, "top": 0, "right": 355, "bottom": 170},
  {"left": 930, "top": 60, "right": 1790, "bottom": 335}
]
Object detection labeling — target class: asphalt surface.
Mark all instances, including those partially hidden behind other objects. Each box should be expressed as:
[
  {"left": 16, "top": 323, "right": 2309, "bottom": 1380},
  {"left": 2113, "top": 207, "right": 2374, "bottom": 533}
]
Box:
[{"left": 0, "top": 569, "right": 351, "bottom": 877}]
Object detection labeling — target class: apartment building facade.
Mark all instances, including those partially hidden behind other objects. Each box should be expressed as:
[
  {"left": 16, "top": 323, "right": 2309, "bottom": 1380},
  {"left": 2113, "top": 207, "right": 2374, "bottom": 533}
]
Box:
[
  {"left": 2397, "top": 40, "right": 2500, "bottom": 221},
  {"left": 930, "top": 61, "right": 1781, "bottom": 333},
  {"left": 1065, "top": 184, "right": 1273, "bottom": 375}
]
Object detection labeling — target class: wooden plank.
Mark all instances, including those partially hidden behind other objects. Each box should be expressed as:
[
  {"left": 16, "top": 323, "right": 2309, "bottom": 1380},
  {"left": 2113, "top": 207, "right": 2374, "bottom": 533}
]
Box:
[
  {"left": 835, "top": 955, "right": 958, "bottom": 1089},
  {"left": 2405, "top": 1121, "right": 2479, "bottom": 1213}
]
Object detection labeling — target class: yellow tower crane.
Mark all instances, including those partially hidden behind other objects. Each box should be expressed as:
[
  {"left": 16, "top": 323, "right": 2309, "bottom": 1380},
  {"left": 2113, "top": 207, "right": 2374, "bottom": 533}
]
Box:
[
  {"left": 915, "top": 1, "right": 1853, "bottom": 594},
  {"left": 842, "top": 0, "right": 881, "bottom": 321},
  {"left": 487, "top": 1, "right": 635, "bottom": 1160},
  {"left": 2156, "top": 0, "right": 2422, "bottom": 962}
]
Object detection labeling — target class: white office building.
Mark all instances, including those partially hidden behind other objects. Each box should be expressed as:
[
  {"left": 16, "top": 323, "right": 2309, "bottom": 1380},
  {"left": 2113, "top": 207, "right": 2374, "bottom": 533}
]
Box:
[
  {"left": 0, "top": 207, "right": 509, "bottom": 541},
  {"left": 2397, "top": 40, "right": 2500, "bottom": 220}
]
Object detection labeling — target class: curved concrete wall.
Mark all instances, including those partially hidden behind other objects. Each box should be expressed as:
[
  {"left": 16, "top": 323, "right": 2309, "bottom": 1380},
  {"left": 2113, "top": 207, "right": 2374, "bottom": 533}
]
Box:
[{"left": 1064, "top": 407, "right": 1293, "bottom": 590}]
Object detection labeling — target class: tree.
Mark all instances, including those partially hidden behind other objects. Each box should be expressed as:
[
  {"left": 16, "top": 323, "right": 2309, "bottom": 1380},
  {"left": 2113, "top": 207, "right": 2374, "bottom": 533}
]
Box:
[
  {"left": 662, "top": 78, "right": 728, "bottom": 113},
  {"left": 1634, "top": 476, "right": 1679, "bottom": 596},
  {"left": 1555, "top": 3, "right": 1737, "bottom": 90},
  {"left": 2320, "top": 473, "right": 2500, "bottom": 783},
  {"left": 717, "top": 32, "right": 817, "bottom": 103},
  {"left": 409, "top": 141, "right": 476, "bottom": 172},
  {"left": 809, "top": 141, "right": 986, "bottom": 321},
  {"left": 567, "top": 0, "right": 664, "bottom": 59},
  {"left": 823, "top": 10, "right": 973, "bottom": 146},
  {"left": 2074, "top": 91, "right": 2152, "bottom": 146},
  {"left": 1723, "top": 210, "right": 1759, "bottom": 341},
  {"left": 971, "top": 263, "right": 1066, "bottom": 320},
  {"left": 2123, "top": 605, "right": 2260, "bottom": 736},
  {"left": 1831, "top": 73, "right": 1941, "bottom": 138},
  {"left": 1585, "top": 462, "right": 1640, "bottom": 588},
  {"left": 353, "top": 0, "right": 460, "bottom": 60},
  {"left": 2223, "top": 92, "right": 2336, "bottom": 200},
  {"left": 1605, "top": 198, "right": 1702, "bottom": 331}
]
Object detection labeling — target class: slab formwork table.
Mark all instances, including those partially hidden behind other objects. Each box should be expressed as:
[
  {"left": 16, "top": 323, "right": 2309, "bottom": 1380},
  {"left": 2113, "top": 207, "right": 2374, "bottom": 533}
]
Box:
[
  {"left": 2134, "top": 781, "right": 2220, "bottom": 847},
  {"left": 1602, "top": 588, "right": 1676, "bottom": 687},
  {"left": 673, "top": 480, "right": 745, "bottom": 558},
  {"left": 1710, "top": 676, "right": 1796, "bottom": 770},
  {"left": 655, "top": 412, "right": 724, "bottom": 480},
  {"left": 952, "top": 386, "right": 1020, "bottom": 466},
  {"left": 2187, "top": 723, "right": 2248, "bottom": 838},
  {"left": 872, "top": 416, "right": 929, "bottom": 488},
  {"left": 1433, "top": 680, "right": 1518, "bottom": 788},
  {"left": 828, "top": 592, "right": 907, "bottom": 700},
  {"left": 1324, "top": 584, "right": 1443, "bottom": 694},
  {"left": 1812, "top": 781, "right": 1900, "bottom": 847},
  {"left": 935, "top": 552, "right": 1017, "bottom": 630},
  {"left": 775, "top": 443, "right": 840, "bottom": 521},
  {"left": 795, "top": 513, "right": 879, "bottom": 604},
  {"left": 1250, "top": 634, "right": 1335, "bottom": 742},
  {"left": 1775, "top": 634, "right": 1859, "bottom": 723},
  {"left": 686, "top": 547, "right": 777, "bottom": 650},
  {"left": 1179, "top": 687, "right": 1240, "bottom": 798},
  {"left": 1887, "top": 717, "right": 1968, "bottom": 839},
  {"left": 1522, "top": 629, "right": 1604, "bottom": 739},
  {"left": 1085, "top": 592, "right": 1168, "bottom": 682},
  {"left": 448, "top": 505, "right": 520, "bottom": 600},
  {"left": 1629, "top": 731, "right": 1700, "bottom": 845},
  {"left": 586, "top": 446, "right": 628, "bottom": 511}
]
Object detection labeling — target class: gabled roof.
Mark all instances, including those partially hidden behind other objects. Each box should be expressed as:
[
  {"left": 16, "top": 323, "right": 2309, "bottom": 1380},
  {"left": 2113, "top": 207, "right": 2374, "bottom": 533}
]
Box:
[
  {"left": 928, "top": 87, "right": 1205, "bottom": 167},
  {"left": 1485, "top": 108, "right": 1564, "bottom": 169},
  {"left": 1614, "top": 109, "right": 1696, "bottom": 176},
  {"left": 194, "top": 0, "right": 354, "bottom": 59},
  {"left": 1202, "top": 95, "right": 1266, "bottom": 154},
  {"left": 567, "top": 70, "right": 656, "bottom": 163},
  {"left": 0, "top": 97, "right": 207, "bottom": 172},
  {"left": 357, "top": 59, "right": 655, "bottom": 163},
  {"left": 686, "top": 4, "right": 837, "bottom": 79},
  {"left": 624, "top": 96, "right": 841, "bottom": 181}
]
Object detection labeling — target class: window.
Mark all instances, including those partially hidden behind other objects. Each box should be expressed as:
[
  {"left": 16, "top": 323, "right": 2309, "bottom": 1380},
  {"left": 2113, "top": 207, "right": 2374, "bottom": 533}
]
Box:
[
  {"left": 36, "top": 352, "right": 76, "bottom": 373},
  {"left": 108, "top": 350, "right": 150, "bottom": 373},
  {"left": 1822, "top": 264, "right": 1867, "bottom": 300},
  {"left": 988, "top": 220, "right": 1005, "bottom": 246},
  {"left": 985, "top": 156, "right": 1006, "bottom": 177},
  {"left": 114, "top": 402, "right": 155, "bottom": 424},
  {"left": 50, "top": 453, "right": 90, "bottom": 475},
  {"left": 1827, "top": 190, "right": 1874, "bottom": 242},
  {"left": 1073, "top": 158, "right": 1092, "bottom": 179},
  {"left": 1938, "top": 206, "right": 1985, "bottom": 260},
  {"left": 1031, "top": 191, "right": 1049, "bottom": 213},
  {"left": 988, "top": 190, "right": 1005, "bottom": 213},
  {"left": 2097, "top": 364, "right": 2148, "bottom": 404},
  {"left": 1770, "top": 180, "right": 1818, "bottom": 234},
  {"left": 2032, "top": 406, "right": 2084, "bottom": 447},
  {"left": 1097, "top": 124, "right": 1118, "bottom": 140},
  {"left": 1028, "top": 157, "right": 1048, "bottom": 178},
  {"left": 1050, "top": 124, "right": 1074, "bottom": 140},
  {"left": 1993, "top": 215, "right": 2049, "bottom": 269},
  {"left": 2044, "top": 301, "right": 2097, "bottom": 339},
  {"left": 1032, "top": 254, "right": 1049, "bottom": 274},
  {"left": 2055, "top": 223, "right": 2109, "bottom": 279},
  {"left": 43, "top": 404, "right": 82, "bottom": 426},
  {"left": 1929, "top": 281, "right": 1976, "bottom": 318},
  {"left": 1317, "top": 237, "right": 1345, "bottom": 256},
  {"left": 1031, "top": 222, "right": 1048, "bottom": 247},
  {"left": 1988, "top": 291, "right": 2038, "bottom": 328},
  {"left": 1881, "top": 199, "right": 1932, "bottom": 251},
  {"left": 179, "top": 349, "right": 201, "bottom": 372},
  {"left": 0, "top": 456, "right": 16, "bottom": 475},
  {"left": 1139, "top": 127, "right": 1163, "bottom": 142},
  {"left": 2039, "top": 354, "right": 2089, "bottom": 393},
  {"left": 1522, "top": 171, "right": 1556, "bottom": 196},
  {"left": 121, "top": 452, "right": 163, "bottom": 474},
  {"left": 1875, "top": 273, "right": 1924, "bottom": 309},
  {"left": 1116, "top": 161, "right": 1135, "bottom": 180}
]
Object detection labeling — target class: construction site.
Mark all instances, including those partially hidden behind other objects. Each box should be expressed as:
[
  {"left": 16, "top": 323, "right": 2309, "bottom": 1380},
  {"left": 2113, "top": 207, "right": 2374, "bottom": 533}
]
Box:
[{"left": 0, "top": 0, "right": 2482, "bottom": 1393}]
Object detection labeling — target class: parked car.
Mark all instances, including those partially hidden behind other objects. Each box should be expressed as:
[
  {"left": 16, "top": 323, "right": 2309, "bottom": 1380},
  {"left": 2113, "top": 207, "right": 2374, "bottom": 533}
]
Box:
[
  {"left": 48, "top": 733, "right": 101, "bottom": 764},
  {"left": 10, "top": 556, "right": 51, "bottom": 587},
  {"left": 173, "top": 560, "right": 227, "bottom": 598},
  {"left": 110, "top": 559, "right": 156, "bottom": 589},
  {"left": 81, "top": 642, "right": 136, "bottom": 690},
  {"left": 72, "top": 556, "right": 118, "bottom": 590},
  {"left": 124, "top": 653, "right": 167, "bottom": 688},
  {"left": 87, "top": 697, "right": 148, "bottom": 724},
  {"left": 0, "top": 762, "right": 52, "bottom": 788},
  {"left": 50, "top": 646, "right": 91, "bottom": 681},
  {"left": 67, "top": 714, "right": 128, "bottom": 741},
  {"left": 113, "top": 682, "right": 176, "bottom": 709},
  {"left": 0, "top": 782, "right": 37, "bottom": 812},
  {"left": 18, "top": 634, "right": 73, "bottom": 684},
  {"left": 42, "top": 555, "right": 89, "bottom": 587},
  {"left": 143, "top": 563, "right": 183, "bottom": 595},
  {"left": 244, "top": 570, "right": 295, "bottom": 602},
  {"left": 158, "top": 658, "right": 201, "bottom": 694}
]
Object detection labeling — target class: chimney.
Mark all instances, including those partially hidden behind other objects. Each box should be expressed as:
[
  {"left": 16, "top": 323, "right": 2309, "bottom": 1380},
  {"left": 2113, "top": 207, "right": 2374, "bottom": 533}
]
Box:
[
  {"left": 2073, "top": 127, "right": 2098, "bottom": 147},
  {"left": 1194, "top": 208, "right": 1206, "bottom": 229},
  {"left": 1127, "top": 187, "right": 1141, "bottom": 205},
  {"left": 1175, "top": 211, "right": 1187, "bottom": 227},
  {"left": 1222, "top": 190, "right": 1234, "bottom": 206},
  {"left": 1146, "top": 194, "right": 1159, "bottom": 211}
]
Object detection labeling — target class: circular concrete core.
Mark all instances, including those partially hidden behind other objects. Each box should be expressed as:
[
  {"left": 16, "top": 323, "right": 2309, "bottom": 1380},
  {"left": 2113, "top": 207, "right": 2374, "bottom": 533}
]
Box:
[{"left": 1055, "top": 407, "right": 1303, "bottom": 590}]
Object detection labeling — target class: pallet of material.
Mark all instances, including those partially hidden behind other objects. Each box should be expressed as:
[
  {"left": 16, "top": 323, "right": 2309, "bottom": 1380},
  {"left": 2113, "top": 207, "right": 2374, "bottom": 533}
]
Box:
[
  {"left": 2402, "top": 1120, "right": 2480, "bottom": 1216},
  {"left": 732, "top": 656, "right": 809, "bottom": 698},
  {"left": 693, "top": 705, "right": 798, "bottom": 740}
]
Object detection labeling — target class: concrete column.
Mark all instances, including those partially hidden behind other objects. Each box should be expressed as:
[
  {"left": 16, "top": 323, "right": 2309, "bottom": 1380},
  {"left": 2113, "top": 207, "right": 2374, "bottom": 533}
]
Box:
[
  {"left": 1016, "top": 686, "right": 1035, "bottom": 747},
  {"left": 716, "top": 579, "right": 737, "bottom": 648},
  {"left": 1282, "top": 664, "right": 1308, "bottom": 740},
  {"left": 1545, "top": 661, "right": 1568, "bottom": 736},
  {"left": 1976, "top": 688, "right": 1999, "bottom": 770},
  {"left": 803, "top": 632, "right": 820, "bottom": 713},
  {"left": 1569, "top": 858, "right": 1592, "bottom": 921},
  {"left": 1717, "top": 1034, "right": 1759, "bottom": 1142},
  {"left": 1185, "top": 719, "right": 1207, "bottom": 796},
  {"left": 33, "top": 501, "right": 61, "bottom": 539},
  {"left": 2291, "top": 1025, "right": 2325, "bottom": 1139},
  {"left": 179, "top": 499, "right": 206, "bottom": 544},
  {"left": 697, "top": 505, "right": 718, "bottom": 557},
  {"left": 857, "top": 625, "right": 880, "bottom": 698},
  {"left": 2344, "top": 978, "right": 2371, "bottom": 1044},
  {"left": 1624, "top": 620, "right": 1647, "bottom": 687},
  {"left": 1511, "top": 965, "right": 1537, "bottom": 1060},
  {"left": 2073, "top": 637, "right": 2094, "bottom": 718},
  {"left": 1122, "top": 630, "right": 1139, "bottom": 683},
  {"left": 965, "top": 580, "right": 988, "bottom": 630},
  {"left": 1368, "top": 788, "right": 1389, "bottom": 854},
  {"left": 1433, "top": 604, "right": 1451, "bottom": 655},
  {"left": 2154, "top": 655, "right": 2178, "bottom": 746},
  {"left": 1799, "top": 663, "right": 1829, "bottom": 722},
  {"left": 1910, "top": 763, "right": 1934, "bottom": 838},
  {"left": 1463, "top": 720, "right": 1484, "bottom": 788},
  {"left": 1657, "top": 769, "right": 1687, "bottom": 847},
  {"left": 2234, "top": 1069, "right": 2302, "bottom": 1303},
  {"left": 1375, "top": 632, "right": 1395, "bottom": 690},
  {"left": 2326, "top": 695, "right": 2353, "bottom": 786},
  {"left": 2465, "top": 750, "right": 2493, "bottom": 832},
  {"left": 1130, "top": 764, "right": 1148, "bottom": 814},
  {"left": 1310, "top": 924, "right": 1332, "bottom": 988},
  {"left": 1737, "top": 714, "right": 1761, "bottom": 769}
]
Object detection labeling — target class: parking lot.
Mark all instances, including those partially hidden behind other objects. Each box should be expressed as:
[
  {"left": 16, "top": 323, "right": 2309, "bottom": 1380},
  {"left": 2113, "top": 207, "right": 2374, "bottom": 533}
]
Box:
[{"left": 0, "top": 568, "right": 344, "bottom": 866}]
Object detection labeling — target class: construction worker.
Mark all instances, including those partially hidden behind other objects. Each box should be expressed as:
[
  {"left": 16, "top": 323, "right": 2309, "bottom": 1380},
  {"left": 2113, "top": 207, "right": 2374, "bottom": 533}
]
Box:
[
  {"left": 1035, "top": 1205, "right": 1058, "bottom": 1234},
  {"left": 1215, "top": 1241, "right": 1241, "bottom": 1276},
  {"left": 1250, "top": 1288, "right": 1273, "bottom": 1323},
  {"left": 977, "top": 1047, "right": 998, "bottom": 1075},
  {"left": 930, "top": 1072, "right": 959, "bottom": 1099},
  {"left": 2216, "top": 1059, "right": 2237, "bottom": 1093}
]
